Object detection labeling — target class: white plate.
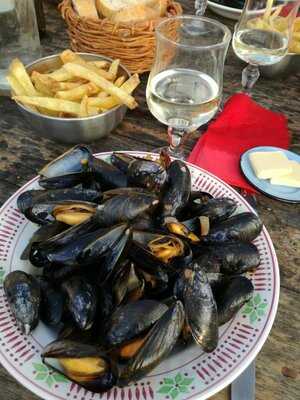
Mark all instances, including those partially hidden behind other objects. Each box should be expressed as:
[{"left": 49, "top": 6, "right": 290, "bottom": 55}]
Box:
[
  {"left": 0, "top": 151, "right": 280, "bottom": 400},
  {"left": 207, "top": 1, "right": 243, "bottom": 20}
]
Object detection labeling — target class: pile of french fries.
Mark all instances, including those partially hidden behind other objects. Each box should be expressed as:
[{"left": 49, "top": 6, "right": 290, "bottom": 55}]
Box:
[
  {"left": 247, "top": 1, "right": 300, "bottom": 54},
  {"left": 7, "top": 50, "right": 140, "bottom": 118}
]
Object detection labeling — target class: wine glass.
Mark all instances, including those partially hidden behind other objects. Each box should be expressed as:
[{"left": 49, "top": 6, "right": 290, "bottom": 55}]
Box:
[
  {"left": 146, "top": 16, "right": 231, "bottom": 159},
  {"left": 232, "top": 0, "right": 300, "bottom": 95}
]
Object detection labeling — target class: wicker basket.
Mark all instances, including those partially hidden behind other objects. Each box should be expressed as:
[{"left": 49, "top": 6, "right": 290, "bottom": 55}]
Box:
[{"left": 59, "top": 0, "right": 182, "bottom": 74}]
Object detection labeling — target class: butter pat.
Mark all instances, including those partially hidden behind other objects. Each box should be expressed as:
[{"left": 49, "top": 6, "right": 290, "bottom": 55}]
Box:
[
  {"left": 249, "top": 151, "right": 292, "bottom": 179},
  {"left": 270, "top": 161, "right": 300, "bottom": 188}
]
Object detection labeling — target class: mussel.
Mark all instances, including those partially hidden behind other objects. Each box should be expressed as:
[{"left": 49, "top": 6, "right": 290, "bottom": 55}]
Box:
[
  {"left": 17, "top": 187, "right": 100, "bottom": 225},
  {"left": 104, "top": 300, "right": 168, "bottom": 347},
  {"left": 128, "top": 159, "right": 167, "bottom": 191},
  {"left": 37, "top": 276, "right": 65, "bottom": 326},
  {"left": 196, "top": 242, "right": 261, "bottom": 274},
  {"left": 161, "top": 160, "right": 191, "bottom": 219},
  {"left": 112, "top": 262, "right": 145, "bottom": 306},
  {"left": 92, "top": 157, "right": 128, "bottom": 190},
  {"left": 183, "top": 267, "right": 218, "bottom": 352},
  {"left": 39, "top": 145, "right": 92, "bottom": 178},
  {"left": 42, "top": 340, "right": 117, "bottom": 393},
  {"left": 4, "top": 271, "right": 41, "bottom": 334},
  {"left": 204, "top": 212, "right": 263, "bottom": 243},
  {"left": 180, "top": 197, "right": 237, "bottom": 222},
  {"left": 62, "top": 277, "right": 97, "bottom": 330},
  {"left": 216, "top": 276, "right": 254, "bottom": 325},
  {"left": 20, "top": 222, "right": 67, "bottom": 260},
  {"left": 119, "top": 301, "right": 185, "bottom": 384},
  {"left": 96, "top": 193, "right": 159, "bottom": 227},
  {"left": 30, "top": 224, "right": 128, "bottom": 274}
]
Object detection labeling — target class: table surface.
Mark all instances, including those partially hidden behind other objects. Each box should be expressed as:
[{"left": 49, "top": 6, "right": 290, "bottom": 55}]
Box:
[{"left": 0, "top": 1, "right": 299, "bottom": 400}]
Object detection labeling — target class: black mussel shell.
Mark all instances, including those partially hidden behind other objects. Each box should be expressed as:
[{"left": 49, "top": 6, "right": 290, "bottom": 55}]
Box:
[
  {"left": 42, "top": 339, "right": 117, "bottom": 393},
  {"left": 96, "top": 194, "right": 159, "bottom": 227},
  {"left": 111, "top": 153, "right": 137, "bottom": 173},
  {"left": 43, "top": 264, "right": 82, "bottom": 282},
  {"left": 21, "top": 222, "right": 67, "bottom": 260},
  {"left": 190, "top": 191, "right": 213, "bottom": 203},
  {"left": 37, "top": 276, "right": 65, "bottom": 326},
  {"left": 39, "top": 172, "right": 101, "bottom": 192},
  {"left": 4, "top": 271, "right": 41, "bottom": 334},
  {"left": 103, "top": 187, "right": 150, "bottom": 201},
  {"left": 104, "top": 300, "right": 168, "bottom": 347},
  {"left": 217, "top": 276, "right": 254, "bottom": 326},
  {"left": 196, "top": 242, "right": 260, "bottom": 275},
  {"left": 161, "top": 160, "right": 191, "bottom": 219},
  {"left": 195, "top": 198, "right": 237, "bottom": 222},
  {"left": 127, "top": 159, "right": 167, "bottom": 191},
  {"left": 204, "top": 212, "right": 263, "bottom": 243},
  {"left": 119, "top": 301, "right": 185, "bottom": 385},
  {"left": 79, "top": 225, "right": 130, "bottom": 283},
  {"left": 31, "top": 224, "right": 128, "bottom": 271},
  {"left": 183, "top": 266, "right": 218, "bottom": 352},
  {"left": 62, "top": 277, "right": 97, "bottom": 331},
  {"left": 39, "top": 145, "right": 92, "bottom": 178},
  {"left": 92, "top": 157, "right": 128, "bottom": 190}
]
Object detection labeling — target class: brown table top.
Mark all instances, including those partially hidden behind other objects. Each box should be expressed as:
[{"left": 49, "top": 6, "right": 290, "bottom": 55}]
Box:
[{"left": 0, "top": 1, "right": 299, "bottom": 399}]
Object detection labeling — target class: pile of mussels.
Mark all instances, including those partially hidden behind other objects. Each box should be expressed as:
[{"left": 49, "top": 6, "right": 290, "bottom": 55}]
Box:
[{"left": 4, "top": 145, "right": 263, "bottom": 392}]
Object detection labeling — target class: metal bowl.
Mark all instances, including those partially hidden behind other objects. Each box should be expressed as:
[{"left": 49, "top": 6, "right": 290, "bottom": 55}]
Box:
[
  {"left": 260, "top": 53, "right": 300, "bottom": 78},
  {"left": 15, "top": 53, "right": 130, "bottom": 144}
]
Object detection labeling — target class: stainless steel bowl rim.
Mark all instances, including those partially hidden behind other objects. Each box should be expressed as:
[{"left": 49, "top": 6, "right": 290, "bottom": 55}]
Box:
[{"left": 16, "top": 53, "right": 131, "bottom": 122}]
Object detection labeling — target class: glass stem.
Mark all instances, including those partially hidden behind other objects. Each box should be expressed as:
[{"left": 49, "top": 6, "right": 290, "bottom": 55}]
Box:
[
  {"left": 195, "top": 0, "right": 208, "bottom": 16},
  {"left": 241, "top": 64, "right": 260, "bottom": 96},
  {"left": 167, "top": 126, "right": 187, "bottom": 159}
]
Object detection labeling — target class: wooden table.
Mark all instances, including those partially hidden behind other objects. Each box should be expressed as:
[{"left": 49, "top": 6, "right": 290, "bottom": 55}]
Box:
[{"left": 0, "top": 1, "right": 299, "bottom": 399}]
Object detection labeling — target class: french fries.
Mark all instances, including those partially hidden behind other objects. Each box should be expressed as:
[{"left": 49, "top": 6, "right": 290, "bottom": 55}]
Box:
[
  {"left": 247, "top": 4, "right": 300, "bottom": 54},
  {"left": 7, "top": 49, "right": 140, "bottom": 119},
  {"left": 63, "top": 63, "right": 138, "bottom": 109}
]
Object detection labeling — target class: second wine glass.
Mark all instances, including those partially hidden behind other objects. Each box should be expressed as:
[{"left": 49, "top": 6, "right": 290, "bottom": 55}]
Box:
[
  {"left": 232, "top": 0, "right": 300, "bottom": 94},
  {"left": 146, "top": 16, "right": 231, "bottom": 159}
]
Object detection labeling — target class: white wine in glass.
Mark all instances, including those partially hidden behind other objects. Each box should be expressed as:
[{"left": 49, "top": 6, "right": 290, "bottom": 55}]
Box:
[
  {"left": 146, "top": 16, "right": 231, "bottom": 159},
  {"left": 232, "top": 0, "right": 300, "bottom": 94}
]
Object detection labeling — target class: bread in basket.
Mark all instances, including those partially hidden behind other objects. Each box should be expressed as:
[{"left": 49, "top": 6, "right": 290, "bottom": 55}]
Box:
[{"left": 59, "top": 0, "right": 182, "bottom": 73}]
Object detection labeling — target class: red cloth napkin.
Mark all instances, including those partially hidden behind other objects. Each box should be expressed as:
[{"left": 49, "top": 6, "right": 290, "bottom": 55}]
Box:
[{"left": 188, "top": 93, "right": 290, "bottom": 193}]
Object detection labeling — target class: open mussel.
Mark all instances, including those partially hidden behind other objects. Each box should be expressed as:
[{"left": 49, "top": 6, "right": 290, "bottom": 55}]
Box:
[
  {"left": 128, "top": 241, "right": 169, "bottom": 296},
  {"left": 62, "top": 277, "right": 97, "bottom": 331},
  {"left": 112, "top": 262, "right": 145, "bottom": 306},
  {"left": 42, "top": 340, "right": 117, "bottom": 393},
  {"left": 96, "top": 193, "right": 159, "bottom": 227},
  {"left": 204, "top": 212, "right": 263, "bottom": 243},
  {"left": 119, "top": 301, "right": 185, "bottom": 385},
  {"left": 196, "top": 242, "right": 261, "bottom": 274},
  {"left": 183, "top": 266, "right": 218, "bottom": 352},
  {"left": 39, "top": 145, "right": 92, "bottom": 178},
  {"left": 37, "top": 276, "right": 65, "bottom": 326},
  {"left": 161, "top": 160, "right": 191, "bottom": 219},
  {"left": 104, "top": 300, "right": 168, "bottom": 347},
  {"left": 132, "top": 230, "right": 192, "bottom": 271},
  {"left": 17, "top": 187, "right": 100, "bottom": 225},
  {"left": 4, "top": 271, "right": 41, "bottom": 334},
  {"left": 216, "top": 276, "right": 254, "bottom": 325}
]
